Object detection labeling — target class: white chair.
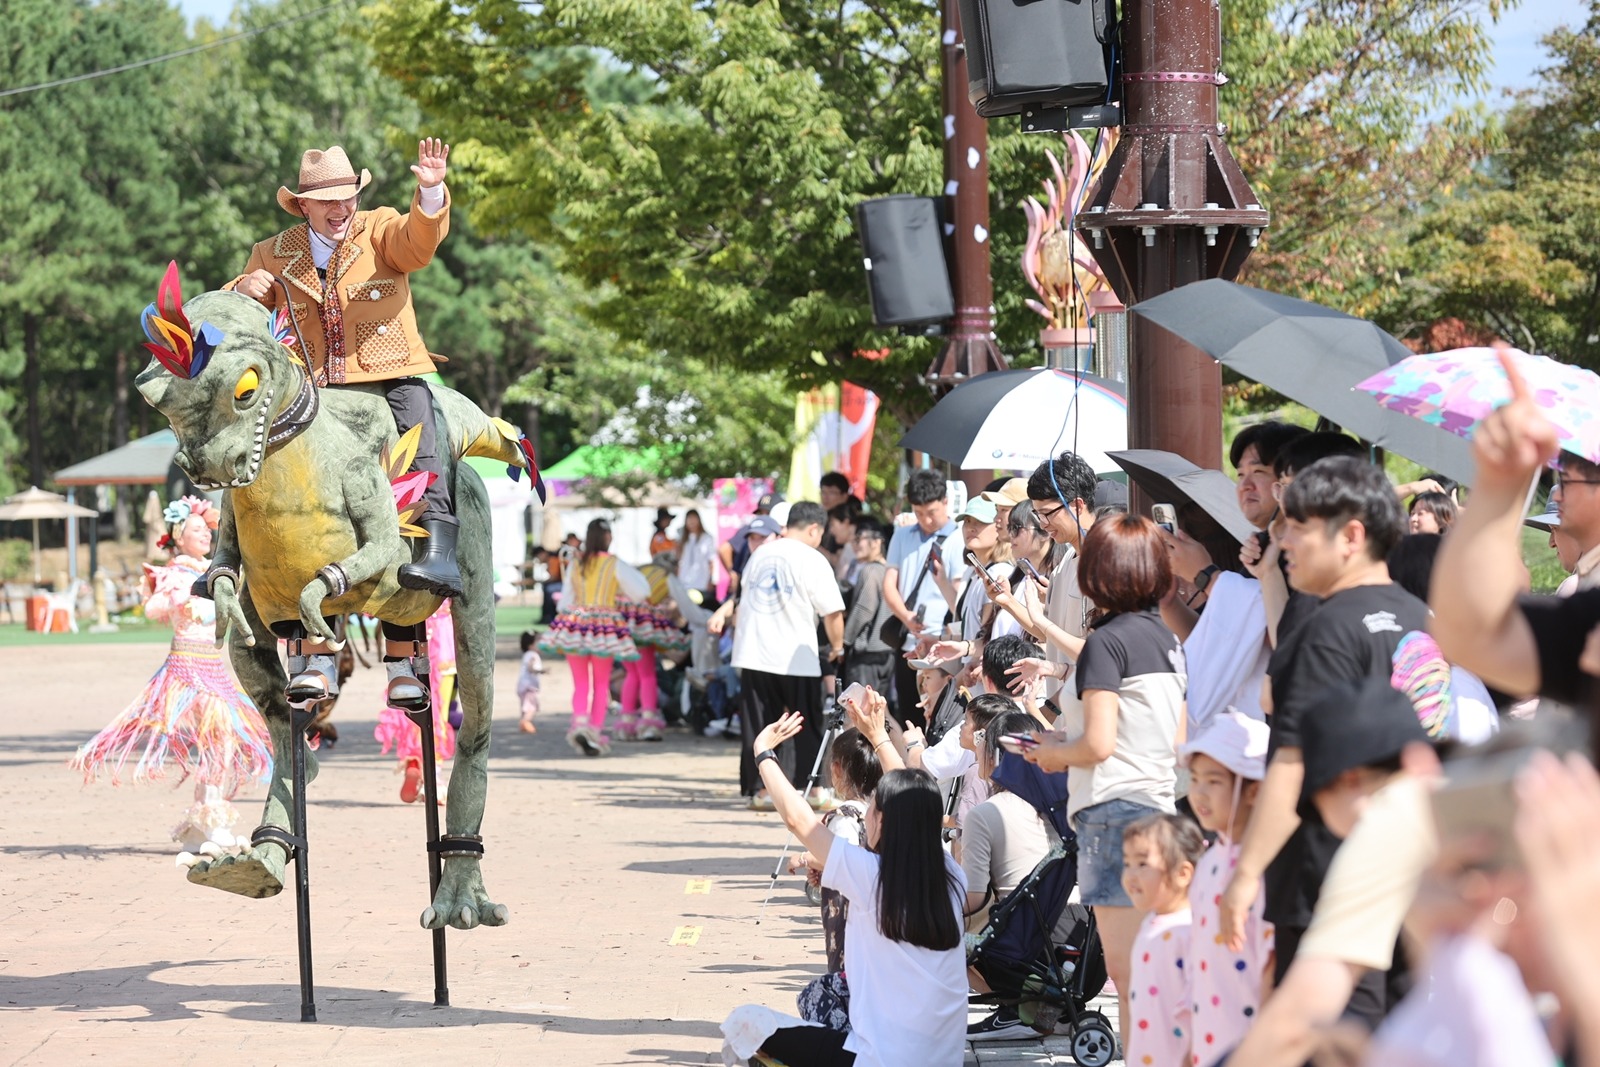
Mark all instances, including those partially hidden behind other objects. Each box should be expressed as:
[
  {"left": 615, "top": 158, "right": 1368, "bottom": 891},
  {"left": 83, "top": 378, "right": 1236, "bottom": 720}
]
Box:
[{"left": 44, "top": 579, "right": 85, "bottom": 633}]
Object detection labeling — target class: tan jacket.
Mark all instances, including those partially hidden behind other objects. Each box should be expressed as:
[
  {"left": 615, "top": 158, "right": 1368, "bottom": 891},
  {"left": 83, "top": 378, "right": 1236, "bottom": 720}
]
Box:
[{"left": 227, "top": 187, "right": 450, "bottom": 385}]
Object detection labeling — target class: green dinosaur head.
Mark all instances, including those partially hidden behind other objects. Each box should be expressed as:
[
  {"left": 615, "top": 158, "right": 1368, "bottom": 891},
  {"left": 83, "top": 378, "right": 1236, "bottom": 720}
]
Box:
[{"left": 136, "top": 290, "right": 303, "bottom": 490}]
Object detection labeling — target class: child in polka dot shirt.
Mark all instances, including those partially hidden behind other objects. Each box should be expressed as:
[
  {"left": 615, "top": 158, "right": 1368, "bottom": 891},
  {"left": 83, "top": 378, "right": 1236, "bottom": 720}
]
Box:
[
  {"left": 1179, "top": 710, "right": 1274, "bottom": 1067},
  {"left": 1122, "top": 812, "right": 1207, "bottom": 1067}
]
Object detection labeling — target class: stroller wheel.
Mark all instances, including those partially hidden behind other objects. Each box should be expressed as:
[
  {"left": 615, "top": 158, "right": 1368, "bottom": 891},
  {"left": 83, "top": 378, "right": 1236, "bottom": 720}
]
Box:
[{"left": 1069, "top": 1013, "right": 1118, "bottom": 1067}]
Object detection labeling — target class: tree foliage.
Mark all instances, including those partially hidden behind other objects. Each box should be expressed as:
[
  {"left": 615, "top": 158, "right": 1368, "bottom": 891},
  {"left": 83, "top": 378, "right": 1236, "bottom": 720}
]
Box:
[
  {"left": 1380, "top": 1, "right": 1600, "bottom": 365},
  {"left": 365, "top": 0, "right": 1518, "bottom": 425}
]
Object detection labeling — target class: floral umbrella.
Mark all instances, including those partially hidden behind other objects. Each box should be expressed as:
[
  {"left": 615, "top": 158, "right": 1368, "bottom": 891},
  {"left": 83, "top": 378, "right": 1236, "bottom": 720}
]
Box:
[{"left": 1355, "top": 346, "right": 1600, "bottom": 465}]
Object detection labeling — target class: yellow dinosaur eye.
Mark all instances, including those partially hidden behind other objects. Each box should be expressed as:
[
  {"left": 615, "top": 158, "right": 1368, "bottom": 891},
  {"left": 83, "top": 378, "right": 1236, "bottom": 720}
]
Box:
[{"left": 234, "top": 369, "right": 259, "bottom": 403}]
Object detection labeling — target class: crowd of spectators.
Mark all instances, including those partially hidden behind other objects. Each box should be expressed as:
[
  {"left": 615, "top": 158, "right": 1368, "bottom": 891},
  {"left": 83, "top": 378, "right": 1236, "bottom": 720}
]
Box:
[{"left": 707, "top": 358, "right": 1600, "bottom": 1067}]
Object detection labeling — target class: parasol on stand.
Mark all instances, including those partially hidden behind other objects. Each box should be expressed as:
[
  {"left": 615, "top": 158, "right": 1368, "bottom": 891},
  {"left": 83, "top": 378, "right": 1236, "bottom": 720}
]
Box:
[{"left": 0, "top": 486, "right": 98, "bottom": 585}]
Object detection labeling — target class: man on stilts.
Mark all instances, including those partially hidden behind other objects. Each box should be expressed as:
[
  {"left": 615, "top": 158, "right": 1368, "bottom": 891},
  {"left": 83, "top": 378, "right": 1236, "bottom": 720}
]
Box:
[{"left": 228, "top": 137, "right": 458, "bottom": 709}]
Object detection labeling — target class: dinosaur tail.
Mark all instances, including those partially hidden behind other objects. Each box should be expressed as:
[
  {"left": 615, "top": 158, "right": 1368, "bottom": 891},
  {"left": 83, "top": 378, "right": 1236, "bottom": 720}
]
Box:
[{"left": 435, "top": 390, "right": 546, "bottom": 503}]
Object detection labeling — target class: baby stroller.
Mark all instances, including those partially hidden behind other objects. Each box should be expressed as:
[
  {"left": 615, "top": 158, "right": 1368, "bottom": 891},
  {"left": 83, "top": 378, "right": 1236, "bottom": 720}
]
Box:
[{"left": 966, "top": 753, "right": 1116, "bottom": 1067}]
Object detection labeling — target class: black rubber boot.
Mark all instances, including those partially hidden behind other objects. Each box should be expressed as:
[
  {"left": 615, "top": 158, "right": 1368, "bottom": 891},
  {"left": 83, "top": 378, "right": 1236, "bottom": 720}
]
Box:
[{"left": 398, "top": 517, "right": 464, "bottom": 598}]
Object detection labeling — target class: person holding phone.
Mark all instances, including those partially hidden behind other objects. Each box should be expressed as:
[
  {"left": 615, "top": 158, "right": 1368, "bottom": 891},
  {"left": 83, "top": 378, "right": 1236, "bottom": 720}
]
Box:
[
  {"left": 882, "top": 471, "right": 966, "bottom": 725},
  {"left": 1021, "top": 513, "right": 1186, "bottom": 1051},
  {"left": 721, "top": 691, "right": 969, "bottom": 1067}
]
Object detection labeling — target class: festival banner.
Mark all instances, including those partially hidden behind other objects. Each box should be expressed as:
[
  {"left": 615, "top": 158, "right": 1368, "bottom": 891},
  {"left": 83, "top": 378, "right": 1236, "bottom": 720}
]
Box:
[
  {"left": 786, "top": 383, "right": 880, "bottom": 501},
  {"left": 712, "top": 476, "right": 774, "bottom": 599}
]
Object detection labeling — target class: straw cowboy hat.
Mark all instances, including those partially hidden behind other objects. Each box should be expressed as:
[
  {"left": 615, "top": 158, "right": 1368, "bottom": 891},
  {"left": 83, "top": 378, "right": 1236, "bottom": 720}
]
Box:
[{"left": 276, "top": 146, "right": 373, "bottom": 216}]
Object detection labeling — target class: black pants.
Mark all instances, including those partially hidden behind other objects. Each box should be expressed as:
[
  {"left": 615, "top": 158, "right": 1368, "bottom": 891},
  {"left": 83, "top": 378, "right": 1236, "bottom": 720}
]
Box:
[
  {"left": 738, "top": 669, "right": 822, "bottom": 796},
  {"left": 383, "top": 377, "right": 455, "bottom": 524},
  {"left": 763, "top": 1025, "right": 853, "bottom": 1066}
]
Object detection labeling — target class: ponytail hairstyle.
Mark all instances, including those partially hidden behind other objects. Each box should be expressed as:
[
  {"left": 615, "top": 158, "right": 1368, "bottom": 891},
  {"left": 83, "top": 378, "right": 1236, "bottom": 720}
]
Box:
[
  {"left": 873, "top": 769, "right": 963, "bottom": 951},
  {"left": 579, "top": 518, "right": 612, "bottom": 576}
]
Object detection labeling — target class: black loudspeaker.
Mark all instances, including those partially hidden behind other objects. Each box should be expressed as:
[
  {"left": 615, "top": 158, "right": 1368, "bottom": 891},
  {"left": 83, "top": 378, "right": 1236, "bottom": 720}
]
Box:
[
  {"left": 853, "top": 196, "right": 955, "bottom": 328},
  {"left": 958, "top": 0, "right": 1117, "bottom": 118}
]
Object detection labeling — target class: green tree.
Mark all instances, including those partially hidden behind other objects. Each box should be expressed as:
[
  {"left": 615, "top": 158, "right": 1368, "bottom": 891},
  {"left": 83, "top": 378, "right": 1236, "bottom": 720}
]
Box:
[
  {"left": 1380, "top": 2, "right": 1600, "bottom": 365},
  {"left": 1221, "top": 0, "right": 1515, "bottom": 316},
  {"left": 0, "top": 0, "right": 187, "bottom": 488},
  {"left": 365, "top": 0, "right": 1518, "bottom": 434}
]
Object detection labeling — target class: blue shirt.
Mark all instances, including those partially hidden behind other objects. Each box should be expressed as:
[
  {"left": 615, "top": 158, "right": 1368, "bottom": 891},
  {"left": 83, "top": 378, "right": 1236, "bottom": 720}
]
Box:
[{"left": 884, "top": 520, "right": 967, "bottom": 650}]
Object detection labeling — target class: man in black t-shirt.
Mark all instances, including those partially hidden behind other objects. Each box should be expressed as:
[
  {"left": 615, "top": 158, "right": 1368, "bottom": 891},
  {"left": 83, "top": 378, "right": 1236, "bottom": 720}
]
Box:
[{"left": 1219, "top": 456, "right": 1445, "bottom": 1029}]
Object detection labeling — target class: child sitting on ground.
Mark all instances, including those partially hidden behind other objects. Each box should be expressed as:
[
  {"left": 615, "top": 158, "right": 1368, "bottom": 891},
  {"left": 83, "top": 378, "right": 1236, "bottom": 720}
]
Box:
[
  {"left": 1123, "top": 812, "right": 1207, "bottom": 1067},
  {"left": 1179, "top": 709, "right": 1273, "bottom": 1067},
  {"left": 516, "top": 631, "right": 543, "bottom": 734}
]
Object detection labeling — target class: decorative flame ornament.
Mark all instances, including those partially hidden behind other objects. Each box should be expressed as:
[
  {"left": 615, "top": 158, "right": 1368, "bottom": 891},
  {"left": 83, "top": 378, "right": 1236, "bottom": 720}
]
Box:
[{"left": 1021, "top": 131, "right": 1118, "bottom": 332}]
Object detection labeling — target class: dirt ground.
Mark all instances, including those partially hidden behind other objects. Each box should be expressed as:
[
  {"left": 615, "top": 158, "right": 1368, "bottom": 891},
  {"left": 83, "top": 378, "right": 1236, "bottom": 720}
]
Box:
[
  {"left": 1, "top": 639, "right": 1116, "bottom": 1066},
  {"left": 1, "top": 639, "right": 824, "bottom": 1066}
]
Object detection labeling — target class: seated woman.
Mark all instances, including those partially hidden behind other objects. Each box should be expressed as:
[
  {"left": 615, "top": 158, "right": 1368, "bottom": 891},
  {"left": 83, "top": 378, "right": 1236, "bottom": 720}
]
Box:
[
  {"left": 722, "top": 689, "right": 968, "bottom": 1067},
  {"left": 961, "top": 705, "right": 1067, "bottom": 1041}
]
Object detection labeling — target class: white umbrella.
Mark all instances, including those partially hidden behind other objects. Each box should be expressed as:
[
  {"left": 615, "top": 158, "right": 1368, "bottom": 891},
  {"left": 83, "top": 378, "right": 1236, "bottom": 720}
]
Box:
[
  {"left": 899, "top": 368, "right": 1129, "bottom": 473},
  {"left": 0, "top": 486, "right": 98, "bottom": 584}
]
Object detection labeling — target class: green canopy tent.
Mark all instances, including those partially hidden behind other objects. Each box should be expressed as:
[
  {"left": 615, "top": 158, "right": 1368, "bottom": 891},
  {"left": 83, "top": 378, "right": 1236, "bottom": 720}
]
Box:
[{"left": 540, "top": 444, "right": 666, "bottom": 483}]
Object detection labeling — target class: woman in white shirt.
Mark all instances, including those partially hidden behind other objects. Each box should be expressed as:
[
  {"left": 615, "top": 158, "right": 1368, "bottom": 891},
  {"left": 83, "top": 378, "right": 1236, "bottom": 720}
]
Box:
[
  {"left": 741, "top": 692, "right": 968, "bottom": 1067},
  {"left": 675, "top": 508, "right": 717, "bottom": 598}
]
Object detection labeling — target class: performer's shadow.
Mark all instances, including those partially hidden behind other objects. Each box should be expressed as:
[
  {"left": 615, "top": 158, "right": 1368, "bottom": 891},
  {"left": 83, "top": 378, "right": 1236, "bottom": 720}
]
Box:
[{"left": 2, "top": 958, "right": 545, "bottom": 1028}]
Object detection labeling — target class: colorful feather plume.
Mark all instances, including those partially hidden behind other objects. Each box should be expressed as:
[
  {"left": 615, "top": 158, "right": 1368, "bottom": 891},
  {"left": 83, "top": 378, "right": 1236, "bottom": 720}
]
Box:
[
  {"left": 141, "top": 261, "right": 224, "bottom": 379},
  {"left": 271, "top": 305, "right": 299, "bottom": 349},
  {"left": 381, "top": 424, "right": 435, "bottom": 537}
]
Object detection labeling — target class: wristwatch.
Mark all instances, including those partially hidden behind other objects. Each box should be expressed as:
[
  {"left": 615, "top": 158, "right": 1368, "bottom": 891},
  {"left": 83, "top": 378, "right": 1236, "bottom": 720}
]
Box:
[
  {"left": 754, "top": 748, "right": 779, "bottom": 769},
  {"left": 1193, "top": 564, "right": 1221, "bottom": 596}
]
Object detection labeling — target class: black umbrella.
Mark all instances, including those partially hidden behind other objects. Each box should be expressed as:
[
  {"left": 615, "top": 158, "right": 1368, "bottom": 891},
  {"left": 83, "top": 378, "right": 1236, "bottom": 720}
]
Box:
[
  {"left": 1106, "top": 450, "right": 1257, "bottom": 544},
  {"left": 1130, "top": 280, "right": 1475, "bottom": 483}
]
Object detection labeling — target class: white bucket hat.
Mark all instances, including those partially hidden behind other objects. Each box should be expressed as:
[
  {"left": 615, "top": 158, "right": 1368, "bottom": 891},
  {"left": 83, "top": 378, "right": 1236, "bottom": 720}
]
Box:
[{"left": 1178, "top": 708, "right": 1269, "bottom": 781}]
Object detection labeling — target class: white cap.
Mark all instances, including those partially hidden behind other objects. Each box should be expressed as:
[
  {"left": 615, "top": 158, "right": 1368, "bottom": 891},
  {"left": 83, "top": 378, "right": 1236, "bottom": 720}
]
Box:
[{"left": 1178, "top": 709, "right": 1269, "bottom": 780}]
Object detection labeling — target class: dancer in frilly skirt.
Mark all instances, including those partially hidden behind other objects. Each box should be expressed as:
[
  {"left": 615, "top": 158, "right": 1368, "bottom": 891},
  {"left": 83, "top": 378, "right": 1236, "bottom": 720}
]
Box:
[
  {"left": 616, "top": 557, "right": 691, "bottom": 742},
  {"left": 71, "top": 497, "right": 273, "bottom": 858},
  {"left": 374, "top": 600, "right": 459, "bottom": 802},
  {"left": 538, "top": 518, "right": 649, "bottom": 756}
]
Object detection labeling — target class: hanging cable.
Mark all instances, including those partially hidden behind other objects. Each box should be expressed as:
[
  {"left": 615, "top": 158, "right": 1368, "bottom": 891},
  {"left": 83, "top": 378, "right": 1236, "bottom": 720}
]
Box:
[{"left": 0, "top": 0, "right": 355, "bottom": 101}]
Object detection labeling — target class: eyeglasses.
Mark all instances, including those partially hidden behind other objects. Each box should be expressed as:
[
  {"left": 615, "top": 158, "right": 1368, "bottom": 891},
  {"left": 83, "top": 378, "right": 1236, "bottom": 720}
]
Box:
[
  {"left": 1556, "top": 475, "right": 1600, "bottom": 488},
  {"left": 1034, "top": 503, "right": 1066, "bottom": 523}
]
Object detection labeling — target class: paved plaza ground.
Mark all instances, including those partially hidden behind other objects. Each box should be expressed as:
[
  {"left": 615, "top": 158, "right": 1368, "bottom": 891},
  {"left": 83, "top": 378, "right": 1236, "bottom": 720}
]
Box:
[{"left": 2, "top": 632, "right": 1117, "bottom": 1066}]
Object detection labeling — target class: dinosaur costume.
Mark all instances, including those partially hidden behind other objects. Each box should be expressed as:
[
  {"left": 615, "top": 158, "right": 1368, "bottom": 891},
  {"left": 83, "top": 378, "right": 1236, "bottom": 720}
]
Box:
[{"left": 135, "top": 264, "right": 541, "bottom": 934}]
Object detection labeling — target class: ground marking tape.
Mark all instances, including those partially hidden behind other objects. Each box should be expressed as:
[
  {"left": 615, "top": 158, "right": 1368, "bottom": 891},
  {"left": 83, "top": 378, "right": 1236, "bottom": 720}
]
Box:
[{"left": 670, "top": 925, "right": 702, "bottom": 946}]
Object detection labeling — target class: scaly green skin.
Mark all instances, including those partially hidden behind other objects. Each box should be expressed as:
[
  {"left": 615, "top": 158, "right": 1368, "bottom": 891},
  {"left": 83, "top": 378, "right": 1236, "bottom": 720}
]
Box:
[{"left": 136, "top": 289, "right": 526, "bottom": 931}]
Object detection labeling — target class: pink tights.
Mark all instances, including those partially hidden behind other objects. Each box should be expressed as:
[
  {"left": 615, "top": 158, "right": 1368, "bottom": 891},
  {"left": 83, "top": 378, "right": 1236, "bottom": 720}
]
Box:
[
  {"left": 621, "top": 647, "right": 659, "bottom": 716},
  {"left": 567, "top": 655, "right": 613, "bottom": 731}
]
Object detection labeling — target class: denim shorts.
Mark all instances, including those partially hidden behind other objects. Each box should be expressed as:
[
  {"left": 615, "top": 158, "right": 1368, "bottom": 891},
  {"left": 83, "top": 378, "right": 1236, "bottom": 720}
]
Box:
[{"left": 1074, "top": 797, "right": 1162, "bottom": 907}]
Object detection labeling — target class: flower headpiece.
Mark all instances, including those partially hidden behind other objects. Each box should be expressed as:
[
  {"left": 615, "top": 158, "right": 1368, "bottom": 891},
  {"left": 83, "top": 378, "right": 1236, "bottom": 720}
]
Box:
[
  {"left": 141, "top": 261, "right": 224, "bottom": 380},
  {"left": 159, "top": 496, "right": 221, "bottom": 549}
]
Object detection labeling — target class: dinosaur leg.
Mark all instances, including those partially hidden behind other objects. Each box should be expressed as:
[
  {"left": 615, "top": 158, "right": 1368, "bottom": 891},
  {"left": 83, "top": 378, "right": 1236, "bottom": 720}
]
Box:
[
  {"left": 421, "top": 470, "right": 507, "bottom": 931},
  {"left": 188, "top": 589, "right": 317, "bottom": 898}
]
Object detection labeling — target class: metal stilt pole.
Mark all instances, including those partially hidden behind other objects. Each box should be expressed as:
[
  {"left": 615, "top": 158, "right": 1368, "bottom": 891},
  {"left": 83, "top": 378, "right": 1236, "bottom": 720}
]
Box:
[
  {"left": 289, "top": 703, "right": 317, "bottom": 1022},
  {"left": 402, "top": 630, "right": 448, "bottom": 1007}
]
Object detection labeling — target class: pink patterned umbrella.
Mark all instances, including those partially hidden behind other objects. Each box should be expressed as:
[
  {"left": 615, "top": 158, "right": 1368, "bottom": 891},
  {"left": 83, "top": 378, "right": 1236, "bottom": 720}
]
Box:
[{"left": 1355, "top": 346, "right": 1600, "bottom": 465}]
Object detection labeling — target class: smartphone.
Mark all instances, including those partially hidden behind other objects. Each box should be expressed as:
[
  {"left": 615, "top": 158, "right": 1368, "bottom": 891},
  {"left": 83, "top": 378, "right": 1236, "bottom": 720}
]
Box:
[
  {"left": 997, "top": 732, "right": 1041, "bottom": 755},
  {"left": 964, "top": 548, "right": 986, "bottom": 574},
  {"left": 1152, "top": 502, "right": 1177, "bottom": 534},
  {"left": 1254, "top": 528, "right": 1272, "bottom": 553},
  {"left": 1016, "top": 557, "right": 1046, "bottom": 584},
  {"left": 837, "top": 682, "right": 868, "bottom": 709},
  {"left": 1430, "top": 745, "right": 1536, "bottom": 871}
]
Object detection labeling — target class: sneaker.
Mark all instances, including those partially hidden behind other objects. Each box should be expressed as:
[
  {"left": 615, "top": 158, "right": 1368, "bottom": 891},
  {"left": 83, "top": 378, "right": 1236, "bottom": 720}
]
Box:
[
  {"left": 746, "top": 793, "right": 776, "bottom": 812},
  {"left": 967, "top": 1008, "right": 1039, "bottom": 1043},
  {"left": 702, "top": 717, "right": 731, "bottom": 738}
]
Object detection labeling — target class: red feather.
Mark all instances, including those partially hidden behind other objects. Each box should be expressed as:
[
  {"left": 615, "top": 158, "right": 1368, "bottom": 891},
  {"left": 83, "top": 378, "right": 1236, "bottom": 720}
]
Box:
[
  {"left": 157, "top": 261, "right": 189, "bottom": 332},
  {"left": 144, "top": 342, "right": 191, "bottom": 379}
]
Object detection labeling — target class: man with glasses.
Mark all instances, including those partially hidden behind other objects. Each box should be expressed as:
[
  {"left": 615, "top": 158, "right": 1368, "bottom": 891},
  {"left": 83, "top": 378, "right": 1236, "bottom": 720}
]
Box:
[
  {"left": 1552, "top": 453, "right": 1600, "bottom": 590},
  {"left": 990, "top": 453, "right": 1099, "bottom": 713}
]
